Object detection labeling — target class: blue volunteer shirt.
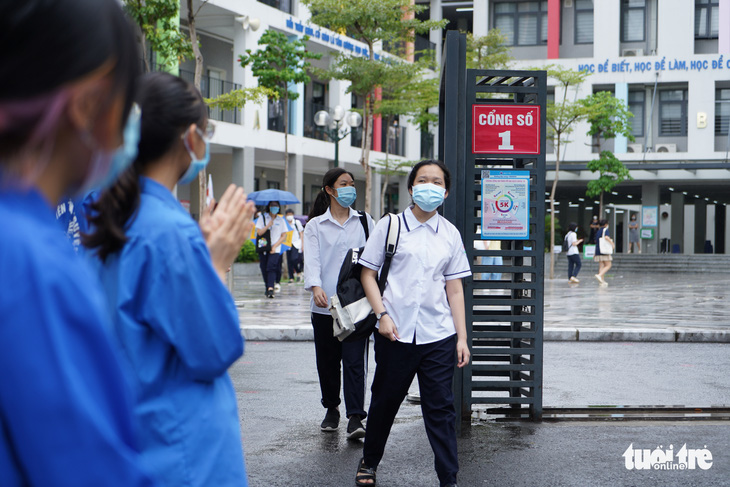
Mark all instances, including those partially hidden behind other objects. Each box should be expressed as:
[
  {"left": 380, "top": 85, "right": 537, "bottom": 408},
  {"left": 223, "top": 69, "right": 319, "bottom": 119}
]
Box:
[
  {"left": 95, "top": 177, "right": 247, "bottom": 487},
  {"left": 0, "top": 185, "right": 154, "bottom": 487}
]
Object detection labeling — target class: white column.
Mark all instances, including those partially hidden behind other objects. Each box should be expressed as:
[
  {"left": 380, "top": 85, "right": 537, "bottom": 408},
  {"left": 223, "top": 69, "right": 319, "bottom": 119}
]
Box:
[
  {"left": 398, "top": 174, "right": 411, "bottom": 213},
  {"left": 371, "top": 171, "right": 382, "bottom": 218},
  {"left": 593, "top": 1, "right": 620, "bottom": 59},
  {"left": 430, "top": 0, "right": 444, "bottom": 67},
  {"left": 473, "top": 0, "right": 489, "bottom": 37},
  {"left": 232, "top": 146, "right": 256, "bottom": 194},
  {"left": 288, "top": 153, "right": 304, "bottom": 214}
]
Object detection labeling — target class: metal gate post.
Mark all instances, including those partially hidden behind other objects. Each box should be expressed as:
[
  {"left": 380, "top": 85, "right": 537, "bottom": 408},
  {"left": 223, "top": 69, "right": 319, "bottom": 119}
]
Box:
[{"left": 439, "top": 31, "right": 546, "bottom": 422}]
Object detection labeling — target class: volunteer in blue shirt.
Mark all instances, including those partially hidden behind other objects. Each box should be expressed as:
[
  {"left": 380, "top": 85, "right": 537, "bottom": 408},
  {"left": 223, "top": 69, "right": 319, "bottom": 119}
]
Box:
[
  {"left": 84, "top": 72, "right": 255, "bottom": 487},
  {"left": 355, "top": 160, "right": 471, "bottom": 487},
  {"left": 303, "top": 168, "right": 374, "bottom": 438},
  {"left": 0, "top": 1, "right": 155, "bottom": 485}
]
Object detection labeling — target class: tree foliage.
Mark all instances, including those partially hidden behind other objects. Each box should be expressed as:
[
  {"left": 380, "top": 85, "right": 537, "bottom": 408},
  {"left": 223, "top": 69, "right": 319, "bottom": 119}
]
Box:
[
  {"left": 302, "top": 0, "right": 446, "bottom": 213},
  {"left": 581, "top": 91, "right": 635, "bottom": 215},
  {"left": 204, "top": 87, "right": 278, "bottom": 111},
  {"left": 466, "top": 30, "right": 512, "bottom": 70},
  {"left": 123, "top": 0, "right": 192, "bottom": 71},
  {"left": 239, "top": 30, "right": 321, "bottom": 192}
]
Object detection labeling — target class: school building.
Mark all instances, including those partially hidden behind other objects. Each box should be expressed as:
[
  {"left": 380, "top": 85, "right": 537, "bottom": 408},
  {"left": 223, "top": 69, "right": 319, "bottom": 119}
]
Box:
[{"left": 418, "top": 0, "right": 730, "bottom": 254}]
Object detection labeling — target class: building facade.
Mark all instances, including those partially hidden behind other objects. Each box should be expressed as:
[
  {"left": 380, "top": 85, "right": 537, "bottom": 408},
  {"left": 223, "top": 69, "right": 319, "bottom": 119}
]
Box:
[
  {"left": 173, "top": 0, "right": 431, "bottom": 220},
  {"left": 421, "top": 0, "right": 730, "bottom": 254}
]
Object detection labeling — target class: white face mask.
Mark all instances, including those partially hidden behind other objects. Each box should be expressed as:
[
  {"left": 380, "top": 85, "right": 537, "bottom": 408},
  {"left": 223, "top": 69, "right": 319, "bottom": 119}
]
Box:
[{"left": 286, "top": 215, "right": 294, "bottom": 222}]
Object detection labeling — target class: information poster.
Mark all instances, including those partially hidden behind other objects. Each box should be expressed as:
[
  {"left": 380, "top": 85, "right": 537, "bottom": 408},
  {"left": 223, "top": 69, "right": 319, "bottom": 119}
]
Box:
[
  {"left": 642, "top": 206, "right": 658, "bottom": 227},
  {"left": 481, "top": 170, "right": 530, "bottom": 240}
]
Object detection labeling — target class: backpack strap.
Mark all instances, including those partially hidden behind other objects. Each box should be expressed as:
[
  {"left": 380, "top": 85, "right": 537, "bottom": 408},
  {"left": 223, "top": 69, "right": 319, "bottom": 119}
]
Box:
[
  {"left": 358, "top": 211, "right": 370, "bottom": 240},
  {"left": 377, "top": 213, "right": 401, "bottom": 294}
]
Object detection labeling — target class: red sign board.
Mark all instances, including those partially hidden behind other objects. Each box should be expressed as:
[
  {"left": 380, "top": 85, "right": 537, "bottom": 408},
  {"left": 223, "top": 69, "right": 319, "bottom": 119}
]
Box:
[{"left": 472, "top": 104, "right": 541, "bottom": 155}]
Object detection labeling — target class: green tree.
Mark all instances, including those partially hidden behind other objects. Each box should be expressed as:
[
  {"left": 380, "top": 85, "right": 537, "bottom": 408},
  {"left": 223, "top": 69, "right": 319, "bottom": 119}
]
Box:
[
  {"left": 543, "top": 66, "right": 590, "bottom": 279},
  {"left": 466, "top": 30, "right": 512, "bottom": 70},
  {"left": 239, "top": 30, "right": 322, "bottom": 192},
  {"left": 302, "top": 0, "right": 446, "bottom": 213},
  {"left": 373, "top": 60, "right": 437, "bottom": 211},
  {"left": 123, "top": 0, "right": 192, "bottom": 72},
  {"left": 581, "top": 91, "right": 635, "bottom": 216}
]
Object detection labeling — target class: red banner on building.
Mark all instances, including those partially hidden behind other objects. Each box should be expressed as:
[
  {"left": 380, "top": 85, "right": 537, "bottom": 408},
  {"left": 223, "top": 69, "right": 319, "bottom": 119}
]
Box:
[{"left": 472, "top": 105, "right": 541, "bottom": 155}]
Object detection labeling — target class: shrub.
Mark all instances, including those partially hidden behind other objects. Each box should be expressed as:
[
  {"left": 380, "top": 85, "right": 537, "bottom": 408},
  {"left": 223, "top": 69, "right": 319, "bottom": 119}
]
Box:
[{"left": 236, "top": 240, "right": 258, "bottom": 263}]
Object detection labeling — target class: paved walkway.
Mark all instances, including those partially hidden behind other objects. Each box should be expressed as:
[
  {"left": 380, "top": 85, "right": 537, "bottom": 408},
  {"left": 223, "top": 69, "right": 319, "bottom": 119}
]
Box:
[{"left": 232, "top": 263, "right": 730, "bottom": 342}]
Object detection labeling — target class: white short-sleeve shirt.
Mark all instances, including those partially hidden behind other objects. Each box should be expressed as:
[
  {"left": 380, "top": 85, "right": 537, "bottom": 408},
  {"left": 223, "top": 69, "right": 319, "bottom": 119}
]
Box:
[
  {"left": 303, "top": 207, "right": 375, "bottom": 314},
  {"left": 255, "top": 213, "right": 289, "bottom": 254},
  {"left": 566, "top": 231, "right": 579, "bottom": 256},
  {"left": 359, "top": 207, "right": 471, "bottom": 345}
]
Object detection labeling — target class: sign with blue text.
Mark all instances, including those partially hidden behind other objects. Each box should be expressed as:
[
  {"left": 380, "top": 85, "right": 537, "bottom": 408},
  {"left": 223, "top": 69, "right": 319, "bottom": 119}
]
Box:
[{"left": 481, "top": 170, "right": 530, "bottom": 240}]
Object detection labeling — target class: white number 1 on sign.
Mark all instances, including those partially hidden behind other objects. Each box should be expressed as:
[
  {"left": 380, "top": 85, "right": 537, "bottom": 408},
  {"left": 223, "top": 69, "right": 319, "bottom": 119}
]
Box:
[{"left": 498, "top": 130, "right": 514, "bottom": 150}]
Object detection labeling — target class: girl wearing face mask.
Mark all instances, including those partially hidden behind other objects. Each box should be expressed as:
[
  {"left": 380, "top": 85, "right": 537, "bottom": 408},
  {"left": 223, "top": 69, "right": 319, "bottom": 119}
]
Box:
[
  {"left": 0, "top": 1, "right": 155, "bottom": 485},
  {"left": 285, "top": 209, "right": 304, "bottom": 282},
  {"left": 628, "top": 213, "right": 640, "bottom": 254},
  {"left": 355, "top": 160, "right": 471, "bottom": 487},
  {"left": 255, "top": 200, "right": 289, "bottom": 298},
  {"left": 84, "top": 72, "right": 255, "bottom": 486},
  {"left": 303, "top": 167, "right": 374, "bottom": 438}
]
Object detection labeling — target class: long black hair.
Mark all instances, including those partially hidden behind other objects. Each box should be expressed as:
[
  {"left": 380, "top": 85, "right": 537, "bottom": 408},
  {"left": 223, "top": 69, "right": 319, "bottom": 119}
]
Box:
[
  {"left": 84, "top": 72, "right": 206, "bottom": 261},
  {"left": 0, "top": 0, "right": 139, "bottom": 160},
  {"left": 407, "top": 160, "right": 451, "bottom": 192},
  {"left": 308, "top": 167, "right": 354, "bottom": 220}
]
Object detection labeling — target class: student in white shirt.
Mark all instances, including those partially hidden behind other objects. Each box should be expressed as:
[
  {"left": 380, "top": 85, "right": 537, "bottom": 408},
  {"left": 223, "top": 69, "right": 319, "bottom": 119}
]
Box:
[
  {"left": 355, "top": 160, "right": 471, "bottom": 487},
  {"left": 285, "top": 208, "right": 304, "bottom": 282},
  {"left": 255, "top": 200, "right": 288, "bottom": 298},
  {"left": 565, "top": 222, "right": 584, "bottom": 283},
  {"left": 303, "top": 168, "right": 374, "bottom": 439}
]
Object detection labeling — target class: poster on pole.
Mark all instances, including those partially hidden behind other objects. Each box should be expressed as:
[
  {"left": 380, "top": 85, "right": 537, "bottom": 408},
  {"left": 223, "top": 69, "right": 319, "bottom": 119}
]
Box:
[
  {"left": 642, "top": 206, "right": 658, "bottom": 227},
  {"left": 481, "top": 170, "right": 530, "bottom": 240}
]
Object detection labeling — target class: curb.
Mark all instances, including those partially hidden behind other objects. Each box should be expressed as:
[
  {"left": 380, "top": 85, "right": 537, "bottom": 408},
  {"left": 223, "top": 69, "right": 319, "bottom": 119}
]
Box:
[{"left": 240, "top": 325, "right": 730, "bottom": 343}]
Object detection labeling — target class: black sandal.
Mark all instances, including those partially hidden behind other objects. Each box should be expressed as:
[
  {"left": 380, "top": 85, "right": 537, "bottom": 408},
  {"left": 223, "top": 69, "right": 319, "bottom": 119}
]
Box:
[{"left": 355, "top": 457, "right": 376, "bottom": 486}]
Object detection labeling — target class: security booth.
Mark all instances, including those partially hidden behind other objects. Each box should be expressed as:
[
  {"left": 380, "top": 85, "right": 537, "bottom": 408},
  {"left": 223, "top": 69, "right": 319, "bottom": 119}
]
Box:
[{"left": 440, "top": 31, "right": 546, "bottom": 423}]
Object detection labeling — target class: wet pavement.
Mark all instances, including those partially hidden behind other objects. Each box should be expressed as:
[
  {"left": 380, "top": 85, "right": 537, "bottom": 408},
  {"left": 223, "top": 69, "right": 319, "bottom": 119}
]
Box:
[
  {"left": 233, "top": 340, "right": 730, "bottom": 487},
  {"left": 231, "top": 264, "right": 730, "bottom": 342}
]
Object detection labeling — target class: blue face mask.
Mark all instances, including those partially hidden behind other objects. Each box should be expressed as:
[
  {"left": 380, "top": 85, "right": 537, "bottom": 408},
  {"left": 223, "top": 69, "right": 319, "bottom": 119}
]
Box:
[
  {"left": 78, "top": 104, "right": 141, "bottom": 194},
  {"left": 178, "top": 127, "right": 210, "bottom": 185},
  {"left": 412, "top": 183, "right": 446, "bottom": 212},
  {"left": 270, "top": 206, "right": 280, "bottom": 215},
  {"left": 334, "top": 186, "right": 357, "bottom": 208}
]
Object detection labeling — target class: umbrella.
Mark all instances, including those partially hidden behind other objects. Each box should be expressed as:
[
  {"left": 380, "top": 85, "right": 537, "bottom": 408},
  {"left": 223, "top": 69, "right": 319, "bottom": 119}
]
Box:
[{"left": 247, "top": 188, "right": 300, "bottom": 205}]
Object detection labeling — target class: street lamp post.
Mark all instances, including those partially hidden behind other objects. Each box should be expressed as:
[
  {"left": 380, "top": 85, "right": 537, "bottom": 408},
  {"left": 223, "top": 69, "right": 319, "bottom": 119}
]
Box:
[{"left": 314, "top": 105, "right": 362, "bottom": 167}]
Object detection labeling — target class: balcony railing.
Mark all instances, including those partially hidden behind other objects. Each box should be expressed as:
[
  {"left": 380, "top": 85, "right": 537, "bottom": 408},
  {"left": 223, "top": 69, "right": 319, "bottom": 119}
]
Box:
[
  {"left": 414, "top": 35, "right": 436, "bottom": 63},
  {"left": 178, "top": 69, "right": 241, "bottom": 124},
  {"left": 258, "top": 0, "right": 293, "bottom": 14},
  {"left": 303, "top": 102, "right": 330, "bottom": 141},
  {"left": 384, "top": 125, "right": 406, "bottom": 157}
]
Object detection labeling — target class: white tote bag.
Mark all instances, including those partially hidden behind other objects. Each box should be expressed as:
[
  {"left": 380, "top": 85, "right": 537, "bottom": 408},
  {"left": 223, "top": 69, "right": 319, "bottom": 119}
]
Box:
[{"left": 598, "top": 229, "right": 614, "bottom": 255}]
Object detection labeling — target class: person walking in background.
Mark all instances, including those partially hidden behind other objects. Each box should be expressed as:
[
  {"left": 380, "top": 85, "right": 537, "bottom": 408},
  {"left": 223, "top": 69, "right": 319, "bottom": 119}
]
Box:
[
  {"left": 565, "top": 223, "right": 584, "bottom": 283},
  {"left": 285, "top": 208, "right": 304, "bottom": 282},
  {"left": 594, "top": 219, "right": 614, "bottom": 286},
  {"left": 256, "top": 201, "right": 288, "bottom": 298},
  {"left": 303, "top": 168, "right": 373, "bottom": 439},
  {"left": 628, "top": 213, "right": 641, "bottom": 254},
  {"left": 0, "top": 1, "right": 156, "bottom": 484},
  {"left": 85, "top": 72, "right": 255, "bottom": 486},
  {"left": 355, "top": 160, "right": 471, "bottom": 487},
  {"left": 589, "top": 215, "right": 600, "bottom": 247}
]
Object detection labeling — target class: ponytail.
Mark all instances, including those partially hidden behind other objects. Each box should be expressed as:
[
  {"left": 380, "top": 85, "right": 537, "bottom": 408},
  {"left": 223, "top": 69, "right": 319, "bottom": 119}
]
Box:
[
  {"left": 83, "top": 72, "right": 206, "bottom": 261},
  {"left": 307, "top": 167, "right": 354, "bottom": 221}
]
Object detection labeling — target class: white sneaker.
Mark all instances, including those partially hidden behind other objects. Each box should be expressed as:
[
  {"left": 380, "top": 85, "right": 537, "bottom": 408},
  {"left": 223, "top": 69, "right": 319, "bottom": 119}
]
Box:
[
  {"left": 594, "top": 274, "right": 605, "bottom": 284},
  {"left": 274, "top": 283, "right": 281, "bottom": 293},
  {"left": 570, "top": 277, "right": 580, "bottom": 283}
]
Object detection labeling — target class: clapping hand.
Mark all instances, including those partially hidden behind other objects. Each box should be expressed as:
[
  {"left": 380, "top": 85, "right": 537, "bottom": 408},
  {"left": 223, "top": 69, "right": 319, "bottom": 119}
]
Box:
[{"left": 200, "top": 184, "right": 256, "bottom": 282}]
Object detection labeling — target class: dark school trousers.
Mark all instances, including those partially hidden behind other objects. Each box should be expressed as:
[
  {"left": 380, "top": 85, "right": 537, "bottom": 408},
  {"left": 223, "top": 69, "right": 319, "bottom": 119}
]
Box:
[
  {"left": 287, "top": 247, "right": 302, "bottom": 278},
  {"left": 567, "top": 253, "right": 582, "bottom": 279},
  {"left": 363, "top": 333, "right": 458, "bottom": 487},
  {"left": 311, "top": 312, "right": 368, "bottom": 418},
  {"left": 259, "top": 252, "right": 282, "bottom": 290}
]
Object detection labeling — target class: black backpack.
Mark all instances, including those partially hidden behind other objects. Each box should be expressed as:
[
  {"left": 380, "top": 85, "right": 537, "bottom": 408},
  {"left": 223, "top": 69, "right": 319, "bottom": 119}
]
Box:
[
  {"left": 329, "top": 213, "right": 400, "bottom": 342},
  {"left": 562, "top": 233, "right": 570, "bottom": 253}
]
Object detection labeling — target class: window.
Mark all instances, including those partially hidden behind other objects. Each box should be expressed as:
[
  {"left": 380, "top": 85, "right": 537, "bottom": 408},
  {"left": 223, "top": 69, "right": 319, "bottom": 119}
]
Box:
[
  {"left": 621, "top": 0, "right": 646, "bottom": 42},
  {"left": 659, "top": 89, "right": 688, "bottom": 136},
  {"left": 628, "top": 90, "right": 645, "bottom": 137},
  {"left": 715, "top": 89, "right": 730, "bottom": 135},
  {"left": 574, "top": 0, "right": 594, "bottom": 44},
  {"left": 493, "top": 1, "right": 548, "bottom": 47},
  {"left": 695, "top": 0, "right": 719, "bottom": 39},
  {"left": 257, "top": 0, "right": 292, "bottom": 14}
]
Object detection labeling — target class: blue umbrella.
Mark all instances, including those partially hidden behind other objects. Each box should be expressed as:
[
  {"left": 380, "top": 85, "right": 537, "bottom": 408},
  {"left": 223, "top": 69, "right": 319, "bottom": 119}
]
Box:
[{"left": 247, "top": 188, "right": 300, "bottom": 205}]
